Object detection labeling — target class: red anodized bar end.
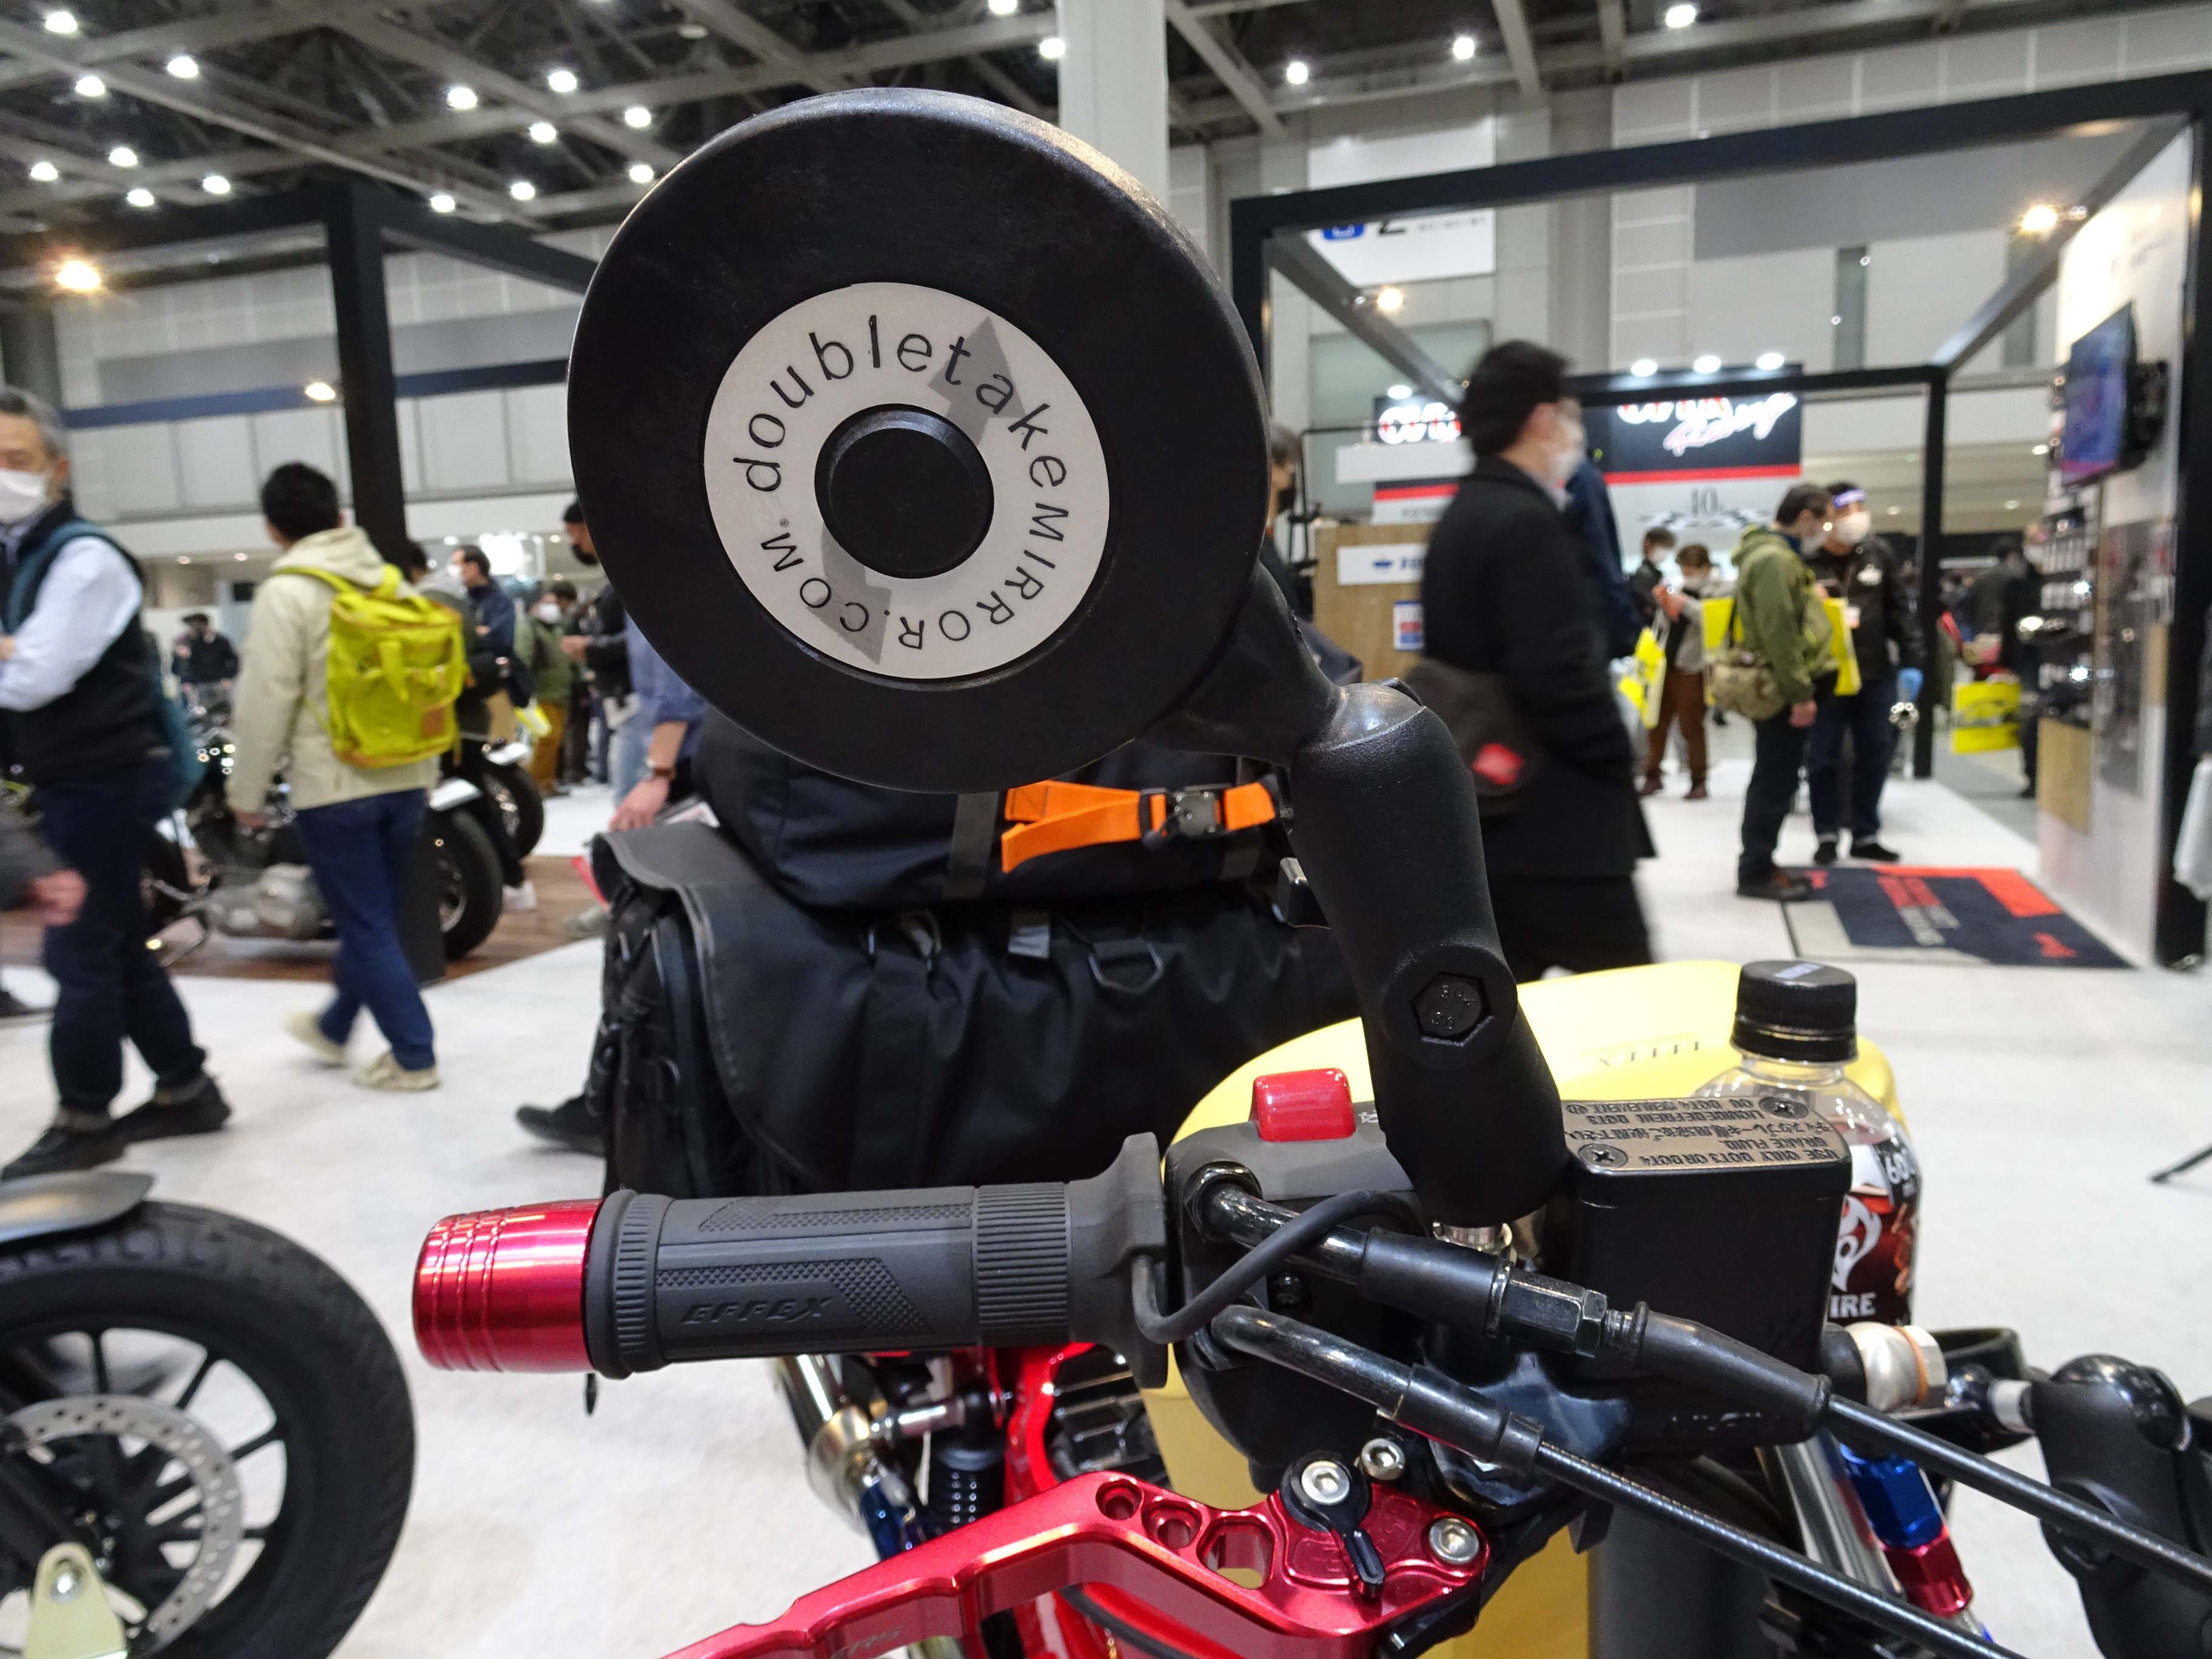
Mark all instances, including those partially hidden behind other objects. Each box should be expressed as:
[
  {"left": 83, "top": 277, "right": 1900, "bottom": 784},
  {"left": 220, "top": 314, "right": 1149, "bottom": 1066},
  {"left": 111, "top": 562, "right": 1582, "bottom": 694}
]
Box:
[{"left": 414, "top": 1198, "right": 603, "bottom": 1373}]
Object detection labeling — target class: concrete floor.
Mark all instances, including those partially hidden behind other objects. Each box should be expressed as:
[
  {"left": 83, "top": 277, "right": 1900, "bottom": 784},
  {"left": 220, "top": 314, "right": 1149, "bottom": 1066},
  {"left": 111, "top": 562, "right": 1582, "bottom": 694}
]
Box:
[{"left": 1, "top": 763, "right": 2205, "bottom": 1658}]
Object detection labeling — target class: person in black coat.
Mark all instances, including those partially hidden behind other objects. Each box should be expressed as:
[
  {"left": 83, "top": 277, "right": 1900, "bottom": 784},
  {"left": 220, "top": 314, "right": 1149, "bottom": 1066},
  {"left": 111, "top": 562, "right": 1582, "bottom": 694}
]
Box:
[{"left": 1418, "top": 341, "right": 1654, "bottom": 981}]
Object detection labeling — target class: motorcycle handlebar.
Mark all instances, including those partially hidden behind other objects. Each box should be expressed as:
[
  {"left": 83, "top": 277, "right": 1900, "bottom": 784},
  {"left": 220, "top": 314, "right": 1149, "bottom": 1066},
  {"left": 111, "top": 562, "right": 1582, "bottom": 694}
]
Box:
[{"left": 414, "top": 1135, "right": 1166, "bottom": 1378}]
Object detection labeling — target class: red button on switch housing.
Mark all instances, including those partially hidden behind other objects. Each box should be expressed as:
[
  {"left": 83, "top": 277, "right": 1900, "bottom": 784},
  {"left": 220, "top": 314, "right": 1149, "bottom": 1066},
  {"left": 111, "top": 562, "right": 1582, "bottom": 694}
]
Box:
[{"left": 1250, "top": 1067, "right": 1356, "bottom": 1142}]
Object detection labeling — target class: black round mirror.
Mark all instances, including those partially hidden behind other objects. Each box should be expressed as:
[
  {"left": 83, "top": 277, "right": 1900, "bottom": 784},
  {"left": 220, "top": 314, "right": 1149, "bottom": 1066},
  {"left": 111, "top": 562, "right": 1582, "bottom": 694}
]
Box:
[{"left": 568, "top": 89, "right": 1269, "bottom": 793}]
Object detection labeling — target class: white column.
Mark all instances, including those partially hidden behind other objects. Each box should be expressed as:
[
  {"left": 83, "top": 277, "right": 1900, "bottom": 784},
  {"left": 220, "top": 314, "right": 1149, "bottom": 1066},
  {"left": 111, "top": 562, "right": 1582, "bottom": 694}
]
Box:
[{"left": 1055, "top": 0, "right": 1168, "bottom": 202}]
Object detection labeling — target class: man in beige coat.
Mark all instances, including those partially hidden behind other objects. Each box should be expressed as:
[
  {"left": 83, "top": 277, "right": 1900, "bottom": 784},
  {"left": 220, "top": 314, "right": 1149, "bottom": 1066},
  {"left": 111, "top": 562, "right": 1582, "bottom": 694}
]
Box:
[{"left": 228, "top": 463, "right": 440, "bottom": 1090}]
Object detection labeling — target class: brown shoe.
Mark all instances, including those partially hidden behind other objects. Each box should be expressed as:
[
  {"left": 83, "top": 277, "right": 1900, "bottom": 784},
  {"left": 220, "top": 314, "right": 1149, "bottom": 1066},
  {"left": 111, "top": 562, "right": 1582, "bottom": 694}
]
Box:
[
  {"left": 1638, "top": 778, "right": 1664, "bottom": 797},
  {"left": 1684, "top": 783, "right": 1709, "bottom": 800}
]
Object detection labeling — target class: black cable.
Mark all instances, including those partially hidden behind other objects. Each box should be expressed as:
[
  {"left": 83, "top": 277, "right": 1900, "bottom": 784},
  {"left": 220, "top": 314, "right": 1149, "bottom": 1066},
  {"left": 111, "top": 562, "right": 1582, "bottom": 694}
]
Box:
[
  {"left": 1829, "top": 1395, "right": 2212, "bottom": 1597},
  {"left": 1059, "top": 1586, "right": 1205, "bottom": 1659},
  {"left": 1131, "top": 1188, "right": 1406, "bottom": 1346}
]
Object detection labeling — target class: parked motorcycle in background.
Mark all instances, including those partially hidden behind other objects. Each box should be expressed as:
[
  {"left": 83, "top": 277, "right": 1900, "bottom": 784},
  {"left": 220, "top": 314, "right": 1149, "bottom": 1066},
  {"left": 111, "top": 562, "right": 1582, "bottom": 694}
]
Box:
[{"left": 144, "top": 705, "right": 506, "bottom": 963}]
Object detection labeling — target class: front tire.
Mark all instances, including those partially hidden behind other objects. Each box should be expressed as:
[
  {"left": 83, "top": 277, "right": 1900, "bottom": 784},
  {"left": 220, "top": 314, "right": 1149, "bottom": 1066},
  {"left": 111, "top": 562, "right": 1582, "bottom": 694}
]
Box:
[
  {"left": 0, "top": 1202, "right": 413, "bottom": 1659},
  {"left": 434, "top": 811, "right": 503, "bottom": 960}
]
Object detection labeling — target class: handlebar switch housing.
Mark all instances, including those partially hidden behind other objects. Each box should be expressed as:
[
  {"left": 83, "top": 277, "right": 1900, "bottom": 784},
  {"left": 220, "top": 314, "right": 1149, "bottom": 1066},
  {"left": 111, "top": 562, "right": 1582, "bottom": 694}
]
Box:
[{"left": 1165, "top": 1121, "right": 1419, "bottom": 1483}]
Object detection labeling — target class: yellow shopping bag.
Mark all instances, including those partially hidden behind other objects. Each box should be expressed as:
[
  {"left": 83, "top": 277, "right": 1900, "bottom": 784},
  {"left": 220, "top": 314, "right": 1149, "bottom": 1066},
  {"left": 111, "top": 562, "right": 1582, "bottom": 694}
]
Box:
[
  {"left": 1630, "top": 628, "right": 1667, "bottom": 728},
  {"left": 1699, "top": 594, "right": 1858, "bottom": 695}
]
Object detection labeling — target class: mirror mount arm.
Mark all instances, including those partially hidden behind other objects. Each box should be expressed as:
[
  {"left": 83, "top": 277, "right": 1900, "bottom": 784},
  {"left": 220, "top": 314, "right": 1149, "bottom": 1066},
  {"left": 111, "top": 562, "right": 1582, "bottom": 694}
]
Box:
[{"left": 1150, "top": 568, "right": 1567, "bottom": 1228}]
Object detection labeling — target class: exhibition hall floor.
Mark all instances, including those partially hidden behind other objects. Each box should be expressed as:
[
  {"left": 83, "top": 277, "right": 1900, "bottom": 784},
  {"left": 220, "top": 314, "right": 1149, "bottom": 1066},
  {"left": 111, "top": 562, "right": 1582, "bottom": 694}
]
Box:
[{"left": 0, "top": 771, "right": 2205, "bottom": 1658}]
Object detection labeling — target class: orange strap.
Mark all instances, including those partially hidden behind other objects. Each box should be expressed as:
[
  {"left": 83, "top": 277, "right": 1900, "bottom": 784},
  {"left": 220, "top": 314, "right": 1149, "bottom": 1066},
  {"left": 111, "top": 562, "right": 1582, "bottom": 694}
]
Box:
[{"left": 998, "top": 779, "right": 1278, "bottom": 873}]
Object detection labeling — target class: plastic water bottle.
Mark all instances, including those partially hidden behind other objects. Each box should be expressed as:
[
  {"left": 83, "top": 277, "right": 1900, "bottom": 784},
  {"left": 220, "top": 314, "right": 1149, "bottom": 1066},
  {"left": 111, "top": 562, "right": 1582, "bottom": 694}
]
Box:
[{"left": 1694, "top": 960, "right": 1921, "bottom": 1326}]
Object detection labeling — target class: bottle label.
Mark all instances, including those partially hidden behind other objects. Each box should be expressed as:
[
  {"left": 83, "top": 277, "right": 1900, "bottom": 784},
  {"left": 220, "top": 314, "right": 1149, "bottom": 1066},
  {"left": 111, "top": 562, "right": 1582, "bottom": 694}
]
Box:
[{"left": 1831, "top": 1138, "right": 1920, "bottom": 1324}]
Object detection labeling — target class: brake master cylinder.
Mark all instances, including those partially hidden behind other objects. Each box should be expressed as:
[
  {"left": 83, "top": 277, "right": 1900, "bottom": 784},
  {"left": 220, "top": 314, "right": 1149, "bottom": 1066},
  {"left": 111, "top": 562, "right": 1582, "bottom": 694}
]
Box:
[{"left": 1695, "top": 960, "right": 1921, "bottom": 1326}]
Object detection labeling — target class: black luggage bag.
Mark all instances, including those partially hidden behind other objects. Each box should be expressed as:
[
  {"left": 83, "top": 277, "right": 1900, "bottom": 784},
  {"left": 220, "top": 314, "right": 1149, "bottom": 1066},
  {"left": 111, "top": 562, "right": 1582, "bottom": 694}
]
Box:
[{"left": 589, "top": 820, "right": 1355, "bottom": 1200}]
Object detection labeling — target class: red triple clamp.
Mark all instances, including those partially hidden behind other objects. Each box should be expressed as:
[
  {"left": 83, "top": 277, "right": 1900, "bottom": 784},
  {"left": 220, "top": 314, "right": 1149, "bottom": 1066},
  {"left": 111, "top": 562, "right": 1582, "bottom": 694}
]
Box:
[{"left": 665, "top": 1470, "right": 1483, "bottom": 1659}]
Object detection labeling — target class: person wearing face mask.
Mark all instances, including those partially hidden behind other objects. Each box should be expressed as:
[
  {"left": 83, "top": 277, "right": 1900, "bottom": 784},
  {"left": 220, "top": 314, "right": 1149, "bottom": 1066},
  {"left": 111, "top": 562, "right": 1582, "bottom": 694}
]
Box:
[
  {"left": 0, "top": 386, "right": 229, "bottom": 1175},
  {"left": 1805, "top": 482, "right": 1919, "bottom": 863},
  {"left": 1642, "top": 543, "right": 1712, "bottom": 800},
  {"left": 1417, "top": 342, "right": 1653, "bottom": 980},
  {"left": 517, "top": 580, "right": 578, "bottom": 796},
  {"left": 557, "top": 501, "right": 637, "bottom": 792},
  {"left": 1728, "top": 481, "right": 1837, "bottom": 902}
]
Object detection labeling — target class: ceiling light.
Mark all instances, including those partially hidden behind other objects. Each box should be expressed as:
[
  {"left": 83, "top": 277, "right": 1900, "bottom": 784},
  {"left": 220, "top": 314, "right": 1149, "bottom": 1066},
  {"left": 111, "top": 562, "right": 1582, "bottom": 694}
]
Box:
[
  {"left": 43, "top": 10, "right": 78, "bottom": 35},
  {"left": 2031, "top": 443, "right": 2049, "bottom": 455},
  {"left": 446, "top": 84, "right": 478, "bottom": 111},
  {"left": 509, "top": 179, "right": 537, "bottom": 201},
  {"left": 1692, "top": 353, "right": 1721, "bottom": 373},
  {"left": 27, "top": 159, "right": 58, "bottom": 183},
  {"left": 1387, "top": 383, "right": 1413, "bottom": 399},
  {"left": 1285, "top": 58, "right": 1311, "bottom": 85},
  {"left": 529, "top": 119, "right": 557, "bottom": 143},
  {"left": 1375, "top": 285, "right": 1405, "bottom": 313},
  {"left": 1039, "top": 35, "right": 1065, "bottom": 59},
  {"left": 622, "top": 104, "right": 651, "bottom": 128},
  {"left": 546, "top": 67, "right": 580, "bottom": 94},
  {"left": 1663, "top": 2, "right": 1698, "bottom": 26},
  {"left": 303, "top": 380, "right": 337, "bottom": 403},
  {"left": 628, "top": 161, "right": 655, "bottom": 184},
  {"left": 233, "top": 552, "right": 249, "bottom": 561},
  {"left": 1629, "top": 357, "right": 1658, "bottom": 376},
  {"left": 126, "top": 186, "right": 154, "bottom": 207},
  {"left": 73, "top": 73, "right": 105, "bottom": 99},
  {"left": 1888, "top": 506, "right": 1901, "bottom": 515},
  {"left": 107, "top": 146, "right": 137, "bottom": 169},
  {"left": 1452, "top": 33, "right": 1477, "bottom": 61},
  {"left": 1755, "top": 350, "right": 1785, "bottom": 370},
  {"left": 429, "top": 191, "right": 457, "bottom": 213},
  {"left": 167, "top": 53, "right": 199, "bottom": 79},
  {"left": 677, "top": 21, "right": 708, "bottom": 37},
  {"left": 201, "top": 173, "right": 230, "bottom": 195},
  {"left": 2005, "top": 499, "right": 2022, "bottom": 510},
  {"left": 1830, "top": 314, "right": 1843, "bottom": 326},
  {"left": 2019, "top": 201, "right": 2060, "bottom": 235},
  {"left": 176, "top": 557, "right": 190, "bottom": 565},
  {"left": 988, "top": 0, "right": 1020, "bottom": 13},
  {"left": 53, "top": 258, "right": 101, "bottom": 294}
]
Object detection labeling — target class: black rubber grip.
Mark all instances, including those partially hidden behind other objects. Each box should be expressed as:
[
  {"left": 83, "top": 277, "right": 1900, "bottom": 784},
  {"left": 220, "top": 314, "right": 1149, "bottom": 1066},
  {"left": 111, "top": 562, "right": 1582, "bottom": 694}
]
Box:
[{"left": 582, "top": 1182, "right": 1073, "bottom": 1376}]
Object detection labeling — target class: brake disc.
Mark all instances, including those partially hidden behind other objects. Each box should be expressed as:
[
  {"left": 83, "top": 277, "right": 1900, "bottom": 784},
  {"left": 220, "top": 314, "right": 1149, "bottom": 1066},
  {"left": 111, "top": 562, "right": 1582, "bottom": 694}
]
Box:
[
  {"left": 568, "top": 89, "right": 1269, "bottom": 793},
  {"left": 7, "top": 1394, "right": 246, "bottom": 1651}
]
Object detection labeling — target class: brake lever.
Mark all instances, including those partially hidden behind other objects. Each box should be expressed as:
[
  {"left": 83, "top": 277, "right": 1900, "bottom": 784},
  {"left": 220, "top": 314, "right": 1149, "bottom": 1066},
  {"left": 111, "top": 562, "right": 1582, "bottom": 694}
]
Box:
[{"left": 662, "top": 1470, "right": 1483, "bottom": 1659}]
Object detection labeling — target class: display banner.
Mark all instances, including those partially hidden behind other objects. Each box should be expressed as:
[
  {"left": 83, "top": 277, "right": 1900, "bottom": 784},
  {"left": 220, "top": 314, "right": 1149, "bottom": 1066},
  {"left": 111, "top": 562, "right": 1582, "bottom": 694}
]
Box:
[{"left": 1594, "top": 392, "right": 1803, "bottom": 484}]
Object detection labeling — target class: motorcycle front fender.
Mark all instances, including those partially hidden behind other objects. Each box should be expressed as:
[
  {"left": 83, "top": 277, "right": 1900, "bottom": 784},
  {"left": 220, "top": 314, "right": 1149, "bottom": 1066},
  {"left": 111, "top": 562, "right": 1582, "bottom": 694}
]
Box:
[
  {"left": 0, "top": 1171, "right": 152, "bottom": 1248},
  {"left": 484, "top": 741, "right": 533, "bottom": 769},
  {"left": 430, "top": 779, "right": 484, "bottom": 813}
]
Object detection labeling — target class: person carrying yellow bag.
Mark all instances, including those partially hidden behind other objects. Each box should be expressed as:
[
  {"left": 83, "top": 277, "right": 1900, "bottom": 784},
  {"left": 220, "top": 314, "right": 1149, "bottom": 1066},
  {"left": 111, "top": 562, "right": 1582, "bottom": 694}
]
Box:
[
  {"left": 1718, "top": 483, "right": 1837, "bottom": 903},
  {"left": 227, "top": 463, "right": 464, "bottom": 1092}
]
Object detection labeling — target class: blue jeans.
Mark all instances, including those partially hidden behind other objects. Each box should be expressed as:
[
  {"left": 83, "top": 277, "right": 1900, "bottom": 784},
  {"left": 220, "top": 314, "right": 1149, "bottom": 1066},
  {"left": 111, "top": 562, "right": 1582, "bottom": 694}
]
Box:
[
  {"left": 1808, "top": 669, "right": 1899, "bottom": 841},
  {"left": 36, "top": 759, "right": 207, "bottom": 1115},
  {"left": 291, "top": 790, "right": 436, "bottom": 1072},
  {"left": 610, "top": 711, "right": 649, "bottom": 802}
]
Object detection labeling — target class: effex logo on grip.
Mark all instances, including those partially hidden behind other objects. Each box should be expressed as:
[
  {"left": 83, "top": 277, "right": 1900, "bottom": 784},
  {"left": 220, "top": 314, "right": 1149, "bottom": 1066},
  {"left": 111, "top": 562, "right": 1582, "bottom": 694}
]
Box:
[{"left": 702, "top": 281, "right": 1110, "bottom": 681}]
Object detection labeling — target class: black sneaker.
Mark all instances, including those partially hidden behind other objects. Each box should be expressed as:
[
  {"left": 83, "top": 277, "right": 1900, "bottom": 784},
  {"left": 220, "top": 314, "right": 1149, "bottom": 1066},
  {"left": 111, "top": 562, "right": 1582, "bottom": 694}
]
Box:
[
  {"left": 0, "top": 987, "right": 50, "bottom": 1027},
  {"left": 1812, "top": 839, "right": 1839, "bottom": 866},
  {"left": 516, "top": 1096, "right": 605, "bottom": 1158},
  {"left": 1737, "top": 870, "right": 1817, "bottom": 903},
  {"left": 112, "top": 1075, "right": 232, "bottom": 1145},
  {"left": 1850, "top": 839, "right": 1902, "bottom": 863},
  {"left": 4, "top": 1121, "right": 129, "bottom": 1179}
]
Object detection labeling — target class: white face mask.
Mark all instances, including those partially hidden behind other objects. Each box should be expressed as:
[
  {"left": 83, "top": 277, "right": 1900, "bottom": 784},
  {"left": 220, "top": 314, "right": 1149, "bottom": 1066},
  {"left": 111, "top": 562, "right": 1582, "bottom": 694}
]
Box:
[
  {"left": 0, "top": 467, "right": 52, "bottom": 526},
  {"left": 532, "top": 602, "right": 563, "bottom": 623},
  {"left": 1834, "top": 510, "right": 1872, "bottom": 546}
]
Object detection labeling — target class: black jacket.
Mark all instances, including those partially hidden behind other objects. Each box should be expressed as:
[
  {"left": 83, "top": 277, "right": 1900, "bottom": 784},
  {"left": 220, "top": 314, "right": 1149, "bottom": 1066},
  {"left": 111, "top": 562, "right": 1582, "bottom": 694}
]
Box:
[
  {"left": 1419, "top": 457, "right": 1653, "bottom": 879},
  {"left": 171, "top": 629, "right": 238, "bottom": 685},
  {"left": 1809, "top": 532, "right": 1919, "bottom": 677},
  {"left": 583, "top": 581, "right": 631, "bottom": 698}
]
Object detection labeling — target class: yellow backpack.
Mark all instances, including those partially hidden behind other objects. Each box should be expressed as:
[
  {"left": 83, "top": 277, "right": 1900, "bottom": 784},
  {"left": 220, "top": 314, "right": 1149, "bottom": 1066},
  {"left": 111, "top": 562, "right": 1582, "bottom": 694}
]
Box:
[{"left": 284, "top": 565, "right": 466, "bottom": 768}]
